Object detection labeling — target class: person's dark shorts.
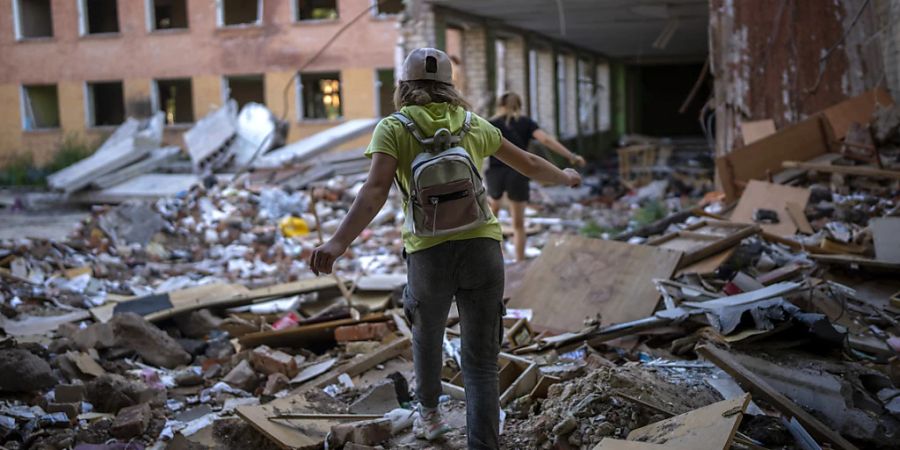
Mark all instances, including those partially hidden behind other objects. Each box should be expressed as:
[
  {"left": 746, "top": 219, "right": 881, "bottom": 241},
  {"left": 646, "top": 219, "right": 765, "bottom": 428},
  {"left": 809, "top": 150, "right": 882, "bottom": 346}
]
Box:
[{"left": 486, "top": 166, "right": 530, "bottom": 202}]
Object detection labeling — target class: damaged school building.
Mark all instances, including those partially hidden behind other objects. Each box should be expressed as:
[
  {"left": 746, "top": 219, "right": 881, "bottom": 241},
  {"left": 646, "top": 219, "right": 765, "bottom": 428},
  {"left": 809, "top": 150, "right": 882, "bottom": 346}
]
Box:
[{"left": 2, "top": 0, "right": 900, "bottom": 450}]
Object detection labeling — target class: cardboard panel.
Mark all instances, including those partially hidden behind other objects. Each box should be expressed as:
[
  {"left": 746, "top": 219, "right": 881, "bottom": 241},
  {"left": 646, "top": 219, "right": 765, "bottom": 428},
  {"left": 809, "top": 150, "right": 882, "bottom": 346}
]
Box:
[{"left": 510, "top": 235, "right": 682, "bottom": 332}]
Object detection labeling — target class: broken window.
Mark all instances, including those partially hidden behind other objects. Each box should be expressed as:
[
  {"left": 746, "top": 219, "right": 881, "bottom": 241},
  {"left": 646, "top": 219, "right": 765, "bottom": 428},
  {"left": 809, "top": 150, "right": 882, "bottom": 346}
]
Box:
[
  {"left": 296, "top": 0, "right": 338, "bottom": 21},
  {"left": 13, "top": 0, "right": 54, "bottom": 40},
  {"left": 149, "top": 0, "right": 188, "bottom": 30},
  {"left": 79, "top": 0, "right": 119, "bottom": 35},
  {"left": 596, "top": 63, "right": 611, "bottom": 132},
  {"left": 155, "top": 79, "right": 194, "bottom": 124},
  {"left": 375, "top": 0, "right": 403, "bottom": 15},
  {"left": 225, "top": 75, "right": 264, "bottom": 109},
  {"left": 298, "top": 72, "right": 342, "bottom": 120},
  {"left": 376, "top": 68, "right": 395, "bottom": 117},
  {"left": 219, "top": 0, "right": 261, "bottom": 26},
  {"left": 21, "top": 85, "right": 60, "bottom": 130},
  {"left": 87, "top": 81, "right": 125, "bottom": 127}
]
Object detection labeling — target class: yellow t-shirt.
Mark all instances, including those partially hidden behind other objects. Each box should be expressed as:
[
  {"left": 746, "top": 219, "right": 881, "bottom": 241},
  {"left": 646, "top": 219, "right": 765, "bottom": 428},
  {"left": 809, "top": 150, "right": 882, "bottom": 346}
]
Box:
[{"left": 365, "top": 103, "right": 503, "bottom": 253}]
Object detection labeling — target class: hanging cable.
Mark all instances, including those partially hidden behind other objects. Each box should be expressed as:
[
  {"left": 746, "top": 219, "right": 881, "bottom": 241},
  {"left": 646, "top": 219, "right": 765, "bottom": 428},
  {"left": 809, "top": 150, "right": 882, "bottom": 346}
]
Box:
[{"left": 229, "top": 0, "right": 391, "bottom": 184}]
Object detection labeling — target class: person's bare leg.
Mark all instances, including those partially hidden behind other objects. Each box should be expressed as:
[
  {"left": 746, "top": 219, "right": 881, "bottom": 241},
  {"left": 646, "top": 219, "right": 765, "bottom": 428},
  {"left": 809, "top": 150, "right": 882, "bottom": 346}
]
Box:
[
  {"left": 489, "top": 196, "right": 501, "bottom": 216},
  {"left": 510, "top": 200, "right": 526, "bottom": 262}
]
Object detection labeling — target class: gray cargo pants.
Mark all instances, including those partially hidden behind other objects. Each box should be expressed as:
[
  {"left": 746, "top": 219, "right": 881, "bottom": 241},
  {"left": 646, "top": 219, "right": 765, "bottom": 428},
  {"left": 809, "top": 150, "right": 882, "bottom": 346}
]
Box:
[{"left": 405, "top": 237, "right": 505, "bottom": 450}]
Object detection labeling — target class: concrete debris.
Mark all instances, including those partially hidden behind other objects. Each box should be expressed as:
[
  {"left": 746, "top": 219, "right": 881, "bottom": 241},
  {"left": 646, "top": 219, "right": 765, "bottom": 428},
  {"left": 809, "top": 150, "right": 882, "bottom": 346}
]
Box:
[
  {"left": 3, "top": 87, "right": 900, "bottom": 450},
  {"left": 0, "top": 348, "right": 56, "bottom": 392}
]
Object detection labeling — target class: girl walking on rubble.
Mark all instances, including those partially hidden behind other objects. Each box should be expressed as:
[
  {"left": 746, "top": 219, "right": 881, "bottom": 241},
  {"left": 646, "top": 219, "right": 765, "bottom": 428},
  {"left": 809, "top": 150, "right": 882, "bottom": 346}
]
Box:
[
  {"left": 309, "top": 48, "right": 581, "bottom": 450},
  {"left": 487, "top": 92, "right": 586, "bottom": 262}
]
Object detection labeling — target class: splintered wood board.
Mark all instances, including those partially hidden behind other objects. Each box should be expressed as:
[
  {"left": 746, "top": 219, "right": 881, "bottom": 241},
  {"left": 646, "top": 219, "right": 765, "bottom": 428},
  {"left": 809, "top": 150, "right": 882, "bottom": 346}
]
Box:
[
  {"left": 235, "top": 393, "right": 336, "bottom": 450},
  {"left": 730, "top": 180, "right": 811, "bottom": 237},
  {"left": 627, "top": 394, "right": 750, "bottom": 450},
  {"left": 510, "top": 235, "right": 682, "bottom": 331}
]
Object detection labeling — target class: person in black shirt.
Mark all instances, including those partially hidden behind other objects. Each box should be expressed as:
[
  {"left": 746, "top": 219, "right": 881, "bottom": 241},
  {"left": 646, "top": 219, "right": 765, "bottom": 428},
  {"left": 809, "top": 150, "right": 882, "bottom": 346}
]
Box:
[{"left": 487, "top": 92, "right": 585, "bottom": 261}]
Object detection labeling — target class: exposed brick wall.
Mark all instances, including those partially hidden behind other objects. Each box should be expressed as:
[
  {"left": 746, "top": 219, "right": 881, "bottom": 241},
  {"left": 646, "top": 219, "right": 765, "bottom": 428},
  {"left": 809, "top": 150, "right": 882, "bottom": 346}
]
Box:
[{"left": 0, "top": 0, "right": 397, "bottom": 164}]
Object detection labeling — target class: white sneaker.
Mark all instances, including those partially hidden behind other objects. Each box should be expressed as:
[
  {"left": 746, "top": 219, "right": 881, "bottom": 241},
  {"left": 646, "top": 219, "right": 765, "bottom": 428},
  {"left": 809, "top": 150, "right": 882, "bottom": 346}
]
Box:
[{"left": 414, "top": 404, "right": 452, "bottom": 441}]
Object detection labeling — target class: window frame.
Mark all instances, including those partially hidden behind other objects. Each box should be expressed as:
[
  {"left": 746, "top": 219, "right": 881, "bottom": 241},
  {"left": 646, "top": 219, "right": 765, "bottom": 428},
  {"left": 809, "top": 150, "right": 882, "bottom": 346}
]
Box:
[
  {"left": 85, "top": 80, "right": 126, "bottom": 128},
  {"left": 293, "top": 0, "right": 340, "bottom": 23},
  {"left": 77, "top": 0, "right": 121, "bottom": 37},
  {"left": 20, "top": 84, "right": 61, "bottom": 131},
  {"left": 152, "top": 78, "right": 195, "bottom": 126},
  {"left": 11, "top": 0, "right": 55, "bottom": 41},
  {"left": 216, "top": 0, "right": 263, "bottom": 28},
  {"left": 145, "top": 0, "right": 190, "bottom": 32},
  {"left": 296, "top": 71, "right": 344, "bottom": 122}
]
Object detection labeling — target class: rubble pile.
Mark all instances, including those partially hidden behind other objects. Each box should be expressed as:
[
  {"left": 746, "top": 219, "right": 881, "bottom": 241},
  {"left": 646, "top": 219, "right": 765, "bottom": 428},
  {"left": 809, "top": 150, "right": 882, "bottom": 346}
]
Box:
[{"left": 0, "top": 91, "right": 898, "bottom": 450}]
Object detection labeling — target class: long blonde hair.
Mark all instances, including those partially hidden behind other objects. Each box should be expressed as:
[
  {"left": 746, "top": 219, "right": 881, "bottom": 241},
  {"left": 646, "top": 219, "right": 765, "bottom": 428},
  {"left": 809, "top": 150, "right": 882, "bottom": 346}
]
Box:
[
  {"left": 492, "top": 92, "right": 523, "bottom": 126},
  {"left": 393, "top": 80, "right": 471, "bottom": 111}
]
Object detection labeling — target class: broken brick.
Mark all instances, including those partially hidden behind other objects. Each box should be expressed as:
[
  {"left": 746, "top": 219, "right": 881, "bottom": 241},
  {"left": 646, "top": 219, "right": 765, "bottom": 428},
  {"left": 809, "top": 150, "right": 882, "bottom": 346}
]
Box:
[
  {"left": 223, "top": 360, "right": 258, "bottom": 392},
  {"left": 329, "top": 418, "right": 392, "bottom": 447},
  {"left": 45, "top": 402, "right": 80, "bottom": 422},
  {"left": 250, "top": 345, "right": 298, "bottom": 377},
  {"left": 335, "top": 322, "right": 392, "bottom": 342},
  {"left": 262, "top": 372, "right": 290, "bottom": 396},
  {"left": 110, "top": 403, "right": 152, "bottom": 439},
  {"left": 54, "top": 384, "right": 86, "bottom": 403}
]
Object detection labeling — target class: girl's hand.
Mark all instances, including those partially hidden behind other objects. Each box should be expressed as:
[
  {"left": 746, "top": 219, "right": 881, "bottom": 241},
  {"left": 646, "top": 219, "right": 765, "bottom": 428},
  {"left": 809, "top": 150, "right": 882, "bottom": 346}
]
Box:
[
  {"left": 309, "top": 240, "right": 347, "bottom": 275},
  {"left": 570, "top": 155, "right": 586, "bottom": 168},
  {"left": 563, "top": 168, "right": 582, "bottom": 188}
]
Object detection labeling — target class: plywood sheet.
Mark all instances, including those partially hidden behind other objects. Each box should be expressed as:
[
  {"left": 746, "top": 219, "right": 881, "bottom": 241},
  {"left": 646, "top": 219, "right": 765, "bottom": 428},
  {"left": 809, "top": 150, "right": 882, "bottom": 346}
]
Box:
[
  {"left": 740, "top": 119, "right": 776, "bottom": 145},
  {"left": 627, "top": 394, "right": 749, "bottom": 450},
  {"left": 717, "top": 115, "right": 829, "bottom": 201},
  {"left": 509, "top": 235, "right": 682, "bottom": 332},
  {"left": 730, "top": 180, "right": 811, "bottom": 237}
]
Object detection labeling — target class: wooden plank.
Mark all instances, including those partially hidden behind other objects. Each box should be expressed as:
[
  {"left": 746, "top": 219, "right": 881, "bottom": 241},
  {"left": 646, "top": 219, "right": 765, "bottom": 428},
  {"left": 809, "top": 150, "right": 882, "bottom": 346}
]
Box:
[
  {"left": 717, "top": 115, "right": 830, "bottom": 202},
  {"left": 594, "top": 439, "right": 670, "bottom": 450},
  {"left": 308, "top": 337, "right": 410, "bottom": 389},
  {"left": 676, "top": 247, "right": 736, "bottom": 276},
  {"left": 785, "top": 202, "right": 814, "bottom": 234},
  {"left": 235, "top": 391, "right": 338, "bottom": 450},
  {"left": 626, "top": 394, "right": 749, "bottom": 450},
  {"left": 238, "top": 314, "right": 388, "bottom": 348},
  {"left": 870, "top": 217, "right": 900, "bottom": 263},
  {"left": 809, "top": 253, "right": 900, "bottom": 271},
  {"left": 648, "top": 220, "right": 757, "bottom": 268},
  {"left": 782, "top": 161, "right": 900, "bottom": 179},
  {"left": 93, "top": 278, "right": 338, "bottom": 323},
  {"left": 740, "top": 119, "right": 776, "bottom": 145},
  {"left": 509, "top": 235, "right": 682, "bottom": 331},
  {"left": 696, "top": 345, "right": 859, "bottom": 450},
  {"left": 730, "top": 180, "right": 811, "bottom": 237}
]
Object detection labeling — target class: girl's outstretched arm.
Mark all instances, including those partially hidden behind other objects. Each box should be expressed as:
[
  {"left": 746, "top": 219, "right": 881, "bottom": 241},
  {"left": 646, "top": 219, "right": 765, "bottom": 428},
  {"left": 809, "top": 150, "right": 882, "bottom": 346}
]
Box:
[
  {"left": 309, "top": 152, "right": 398, "bottom": 275},
  {"left": 533, "top": 129, "right": 586, "bottom": 167},
  {"left": 494, "top": 137, "right": 582, "bottom": 187}
]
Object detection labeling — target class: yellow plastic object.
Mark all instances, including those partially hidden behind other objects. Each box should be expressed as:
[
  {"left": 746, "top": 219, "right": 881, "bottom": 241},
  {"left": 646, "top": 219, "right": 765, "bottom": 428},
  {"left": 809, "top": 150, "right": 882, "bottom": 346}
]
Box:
[{"left": 279, "top": 216, "right": 310, "bottom": 238}]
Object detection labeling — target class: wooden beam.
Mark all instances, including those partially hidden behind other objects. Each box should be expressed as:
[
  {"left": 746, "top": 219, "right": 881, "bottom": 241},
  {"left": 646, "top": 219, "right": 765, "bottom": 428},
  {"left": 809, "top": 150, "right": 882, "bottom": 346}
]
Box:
[
  {"left": 309, "top": 336, "right": 411, "bottom": 389},
  {"left": 696, "top": 345, "right": 859, "bottom": 450},
  {"left": 782, "top": 161, "right": 900, "bottom": 179}
]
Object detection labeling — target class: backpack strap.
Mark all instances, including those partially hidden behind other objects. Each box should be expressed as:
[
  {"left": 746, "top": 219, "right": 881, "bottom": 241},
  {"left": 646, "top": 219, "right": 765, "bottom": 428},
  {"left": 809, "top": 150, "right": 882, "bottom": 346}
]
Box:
[{"left": 392, "top": 111, "right": 474, "bottom": 153}]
